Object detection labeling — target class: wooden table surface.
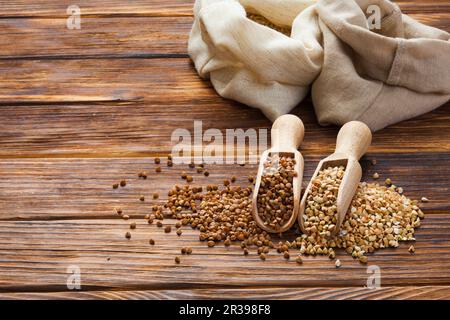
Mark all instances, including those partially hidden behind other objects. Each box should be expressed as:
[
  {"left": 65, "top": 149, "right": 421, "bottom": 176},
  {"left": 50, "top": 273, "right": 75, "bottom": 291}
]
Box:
[{"left": 0, "top": 0, "right": 449, "bottom": 300}]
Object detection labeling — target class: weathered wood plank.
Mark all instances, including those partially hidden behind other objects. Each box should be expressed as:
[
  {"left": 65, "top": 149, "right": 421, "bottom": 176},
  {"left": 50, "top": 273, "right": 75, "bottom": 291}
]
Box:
[
  {"left": 408, "top": 13, "right": 450, "bottom": 31},
  {"left": 0, "top": 58, "right": 449, "bottom": 157},
  {"left": 0, "top": 0, "right": 448, "bottom": 298},
  {"left": 0, "top": 13, "right": 447, "bottom": 59},
  {"left": 0, "top": 101, "right": 448, "bottom": 157},
  {"left": 0, "top": 0, "right": 194, "bottom": 18},
  {"left": 0, "top": 101, "right": 271, "bottom": 158},
  {"left": 0, "top": 158, "right": 258, "bottom": 220},
  {"left": 0, "top": 102, "right": 449, "bottom": 157},
  {"left": 0, "top": 155, "right": 447, "bottom": 221},
  {"left": 0, "top": 286, "right": 449, "bottom": 300},
  {"left": 0, "top": 215, "right": 448, "bottom": 290},
  {"left": 0, "top": 17, "right": 191, "bottom": 59},
  {"left": 0, "top": 58, "right": 209, "bottom": 104},
  {"left": 0, "top": 0, "right": 447, "bottom": 18},
  {"left": 393, "top": 0, "right": 450, "bottom": 12}
]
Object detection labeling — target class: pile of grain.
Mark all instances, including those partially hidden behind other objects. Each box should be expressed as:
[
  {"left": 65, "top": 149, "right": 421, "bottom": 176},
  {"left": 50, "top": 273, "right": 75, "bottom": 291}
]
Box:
[
  {"left": 298, "top": 178, "right": 423, "bottom": 264},
  {"left": 166, "top": 184, "right": 274, "bottom": 252},
  {"left": 115, "top": 158, "right": 425, "bottom": 266},
  {"left": 164, "top": 175, "right": 424, "bottom": 264}
]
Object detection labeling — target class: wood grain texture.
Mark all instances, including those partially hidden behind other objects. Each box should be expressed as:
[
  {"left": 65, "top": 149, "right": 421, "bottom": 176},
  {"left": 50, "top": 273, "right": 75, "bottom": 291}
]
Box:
[
  {"left": 393, "top": 0, "right": 450, "bottom": 12},
  {"left": 0, "top": 0, "right": 449, "bottom": 300},
  {"left": 0, "top": 13, "right": 447, "bottom": 59},
  {"left": 0, "top": 0, "right": 447, "bottom": 18},
  {"left": 0, "top": 59, "right": 449, "bottom": 157},
  {"left": 0, "top": 58, "right": 208, "bottom": 104},
  {"left": 0, "top": 216, "right": 448, "bottom": 290},
  {"left": 0, "top": 155, "right": 447, "bottom": 221},
  {"left": 408, "top": 13, "right": 450, "bottom": 31},
  {"left": 0, "top": 0, "right": 194, "bottom": 18},
  {"left": 0, "top": 286, "right": 449, "bottom": 300},
  {"left": 0, "top": 16, "right": 191, "bottom": 59}
]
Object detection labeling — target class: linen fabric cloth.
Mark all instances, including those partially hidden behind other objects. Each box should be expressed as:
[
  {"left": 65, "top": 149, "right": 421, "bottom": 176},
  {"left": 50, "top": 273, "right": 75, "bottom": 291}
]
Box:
[
  {"left": 188, "top": 0, "right": 322, "bottom": 121},
  {"left": 188, "top": 0, "right": 450, "bottom": 131},
  {"left": 311, "top": 0, "right": 450, "bottom": 131}
]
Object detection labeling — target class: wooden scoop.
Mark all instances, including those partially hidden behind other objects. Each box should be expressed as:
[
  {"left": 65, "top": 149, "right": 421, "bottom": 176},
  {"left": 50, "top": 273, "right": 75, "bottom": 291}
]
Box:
[
  {"left": 299, "top": 121, "right": 372, "bottom": 236},
  {"left": 252, "top": 114, "right": 305, "bottom": 233}
]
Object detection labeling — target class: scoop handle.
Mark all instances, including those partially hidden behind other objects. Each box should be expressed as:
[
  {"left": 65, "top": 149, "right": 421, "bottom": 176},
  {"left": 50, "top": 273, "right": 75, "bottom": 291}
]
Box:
[
  {"left": 335, "top": 121, "right": 372, "bottom": 160},
  {"left": 271, "top": 115, "right": 305, "bottom": 151}
]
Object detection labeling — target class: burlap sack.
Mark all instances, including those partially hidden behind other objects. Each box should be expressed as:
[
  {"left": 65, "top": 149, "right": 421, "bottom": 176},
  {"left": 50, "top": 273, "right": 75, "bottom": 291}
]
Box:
[
  {"left": 188, "top": 0, "right": 322, "bottom": 121},
  {"left": 311, "top": 0, "right": 450, "bottom": 131}
]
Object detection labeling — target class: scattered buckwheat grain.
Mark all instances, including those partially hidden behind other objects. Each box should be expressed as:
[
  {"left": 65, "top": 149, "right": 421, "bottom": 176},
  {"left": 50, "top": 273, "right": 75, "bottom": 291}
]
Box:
[{"left": 157, "top": 166, "right": 424, "bottom": 266}]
